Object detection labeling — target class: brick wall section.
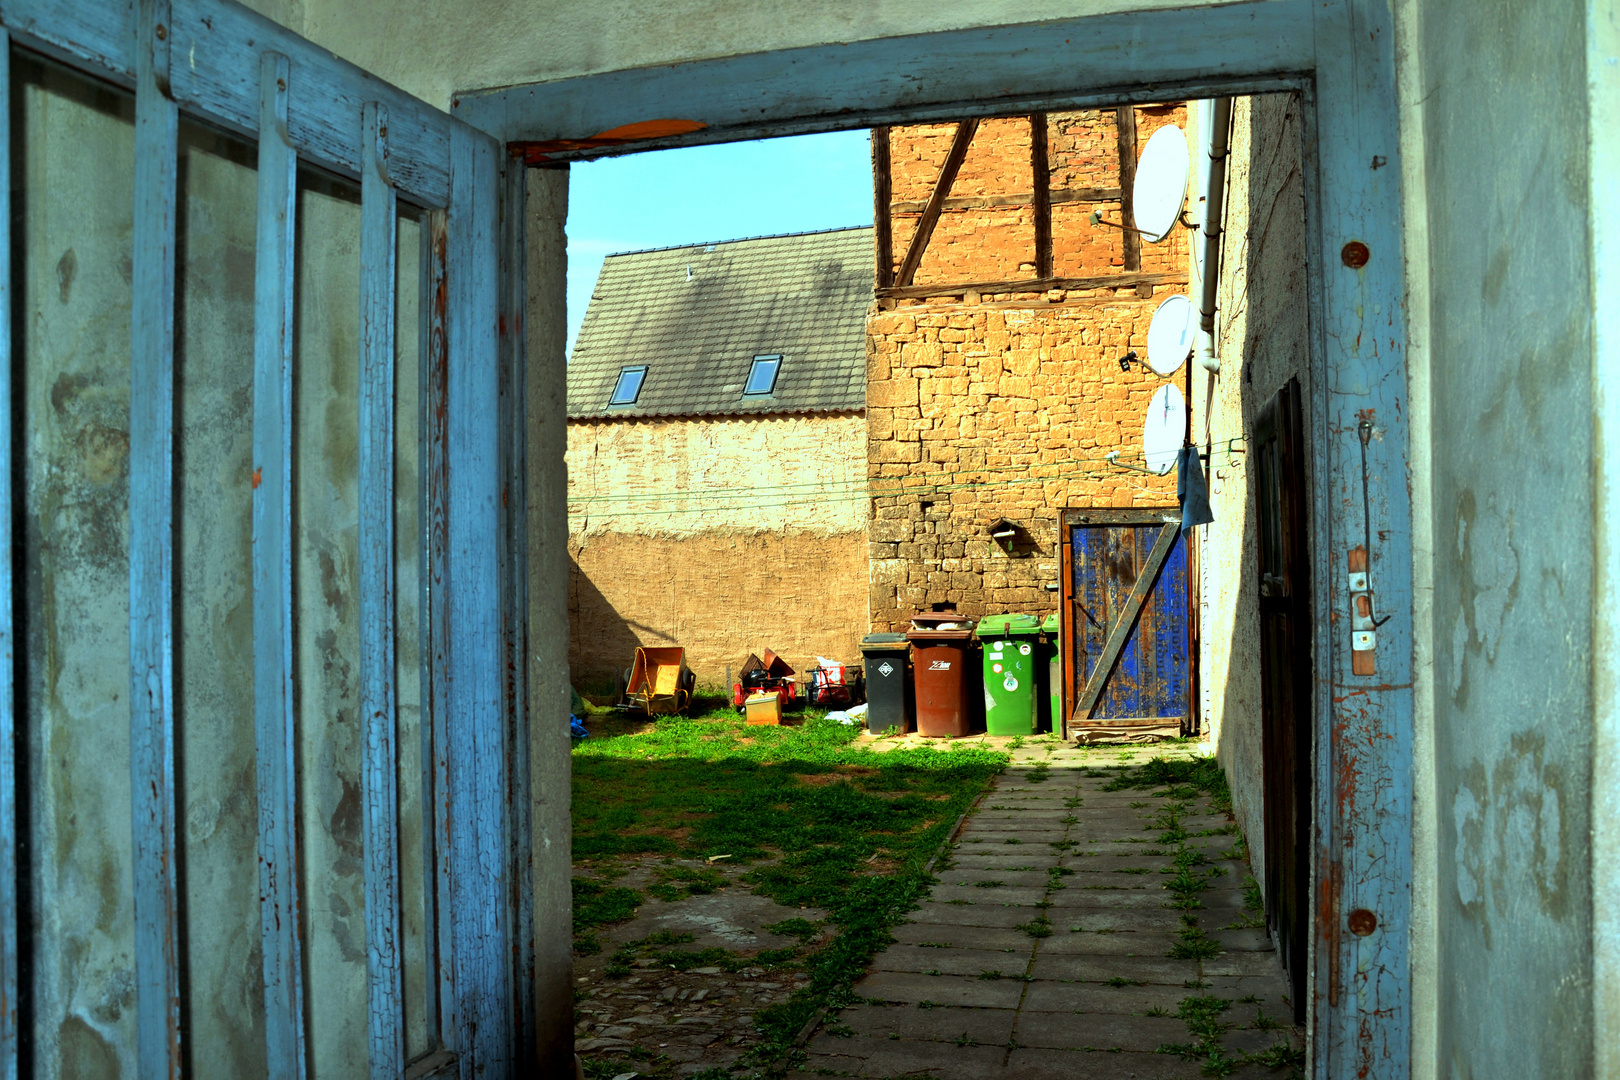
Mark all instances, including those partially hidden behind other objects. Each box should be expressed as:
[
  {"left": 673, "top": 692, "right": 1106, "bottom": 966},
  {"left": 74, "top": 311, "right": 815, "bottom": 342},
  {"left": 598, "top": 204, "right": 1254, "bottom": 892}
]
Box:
[
  {"left": 869, "top": 104, "right": 1193, "bottom": 631},
  {"left": 888, "top": 106, "right": 1189, "bottom": 287}
]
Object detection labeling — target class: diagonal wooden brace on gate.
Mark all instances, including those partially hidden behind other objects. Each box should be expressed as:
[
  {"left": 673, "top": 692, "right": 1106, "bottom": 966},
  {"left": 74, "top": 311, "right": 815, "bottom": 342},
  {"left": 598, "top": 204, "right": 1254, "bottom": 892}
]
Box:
[{"left": 1071, "top": 521, "right": 1180, "bottom": 730}]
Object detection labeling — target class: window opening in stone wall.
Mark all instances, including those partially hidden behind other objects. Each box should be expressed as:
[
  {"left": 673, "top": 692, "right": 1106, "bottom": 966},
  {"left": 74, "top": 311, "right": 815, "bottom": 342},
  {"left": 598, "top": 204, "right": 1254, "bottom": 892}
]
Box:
[
  {"left": 743, "top": 354, "right": 782, "bottom": 396},
  {"left": 608, "top": 365, "right": 647, "bottom": 405}
]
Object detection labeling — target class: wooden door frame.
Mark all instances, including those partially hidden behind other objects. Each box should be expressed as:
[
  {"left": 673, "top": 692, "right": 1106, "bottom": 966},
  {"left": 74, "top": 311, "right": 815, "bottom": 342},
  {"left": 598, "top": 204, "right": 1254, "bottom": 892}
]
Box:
[
  {"left": 1058, "top": 507, "right": 1187, "bottom": 741},
  {"left": 459, "top": 2, "right": 1415, "bottom": 1073}
]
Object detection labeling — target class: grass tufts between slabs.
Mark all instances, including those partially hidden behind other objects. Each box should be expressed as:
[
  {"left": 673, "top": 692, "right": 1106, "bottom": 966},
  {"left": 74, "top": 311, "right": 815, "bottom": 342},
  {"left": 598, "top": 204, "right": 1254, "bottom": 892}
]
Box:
[{"left": 570, "top": 705, "right": 1006, "bottom": 1073}]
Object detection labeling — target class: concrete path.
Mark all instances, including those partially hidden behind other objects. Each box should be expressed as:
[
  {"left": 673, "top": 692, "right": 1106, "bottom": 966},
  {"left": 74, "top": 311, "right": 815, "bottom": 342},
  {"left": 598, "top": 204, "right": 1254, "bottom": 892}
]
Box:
[{"left": 795, "top": 742, "right": 1304, "bottom": 1079}]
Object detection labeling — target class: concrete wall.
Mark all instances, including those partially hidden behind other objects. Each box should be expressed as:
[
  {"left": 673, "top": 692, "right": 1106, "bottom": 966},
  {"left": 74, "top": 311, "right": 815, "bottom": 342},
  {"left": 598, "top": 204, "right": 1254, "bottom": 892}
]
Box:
[
  {"left": 565, "top": 413, "right": 868, "bottom": 687},
  {"left": 1196, "top": 92, "right": 1311, "bottom": 888}
]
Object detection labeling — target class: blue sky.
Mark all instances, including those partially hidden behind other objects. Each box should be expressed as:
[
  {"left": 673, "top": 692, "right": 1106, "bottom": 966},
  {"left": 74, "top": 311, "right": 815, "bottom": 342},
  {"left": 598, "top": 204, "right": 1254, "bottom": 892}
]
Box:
[{"left": 565, "top": 130, "right": 875, "bottom": 354}]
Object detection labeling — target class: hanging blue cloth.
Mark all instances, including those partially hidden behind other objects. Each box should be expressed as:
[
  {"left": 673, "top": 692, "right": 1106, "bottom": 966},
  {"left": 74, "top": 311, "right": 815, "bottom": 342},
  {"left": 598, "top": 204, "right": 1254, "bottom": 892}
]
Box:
[
  {"left": 569, "top": 715, "right": 590, "bottom": 740},
  {"left": 1177, "top": 446, "right": 1215, "bottom": 536}
]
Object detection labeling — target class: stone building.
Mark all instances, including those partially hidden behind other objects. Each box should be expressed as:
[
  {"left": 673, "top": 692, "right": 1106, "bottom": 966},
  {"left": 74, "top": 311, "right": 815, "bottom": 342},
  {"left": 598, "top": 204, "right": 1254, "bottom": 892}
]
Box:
[
  {"left": 565, "top": 228, "right": 872, "bottom": 689},
  {"left": 865, "top": 106, "right": 1193, "bottom": 631}
]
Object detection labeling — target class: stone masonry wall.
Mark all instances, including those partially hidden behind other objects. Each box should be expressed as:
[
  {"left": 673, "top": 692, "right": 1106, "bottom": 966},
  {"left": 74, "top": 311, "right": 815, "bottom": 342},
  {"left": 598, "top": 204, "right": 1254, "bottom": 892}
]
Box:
[{"left": 869, "top": 104, "right": 1193, "bottom": 631}]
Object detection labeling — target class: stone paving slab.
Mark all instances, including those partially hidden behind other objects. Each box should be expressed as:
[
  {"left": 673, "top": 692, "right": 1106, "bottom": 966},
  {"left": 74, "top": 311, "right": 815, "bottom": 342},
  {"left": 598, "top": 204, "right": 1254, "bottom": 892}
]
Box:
[
  {"left": 910, "top": 903, "right": 1052, "bottom": 928},
  {"left": 853, "top": 970, "right": 1025, "bottom": 1008},
  {"left": 937, "top": 869, "right": 1054, "bottom": 887},
  {"left": 1062, "top": 854, "right": 1177, "bottom": 871},
  {"left": 948, "top": 853, "right": 1064, "bottom": 869},
  {"left": 1029, "top": 953, "right": 1204, "bottom": 984},
  {"left": 1001, "top": 1046, "right": 1206, "bottom": 1079},
  {"left": 1050, "top": 909, "right": 1187, "bottom": 933},
  {"left": 1012, "top": 1010, "right": 1189, "bottom": 1051},
  {"left": 804, "top": 1038, "right": 1008, "bottom": 1079},
  {"left": 871, "top": 944, "right": 1032, "bottom": 976},
  {"left": 892, "top": 922, "right": 1043, "bottom": 951},
  {"left": 929, "top": 884, "right": 1048, "bottom": 905},
  {"left": 829, "top": 1002, "right": 1018, "bottom": 1044},
  {"left": 1037, "top": 931, "right": 1180, "bottom": 956},
  {"left": 1020, "top": 980, "right": 1191, "bottom": 1014}
]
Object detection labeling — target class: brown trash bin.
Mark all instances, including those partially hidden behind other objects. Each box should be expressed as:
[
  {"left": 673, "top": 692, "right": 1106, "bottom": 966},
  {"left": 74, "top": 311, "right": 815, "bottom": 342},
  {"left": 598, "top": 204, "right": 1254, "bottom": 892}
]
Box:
[{"left": 906, "top": 614, "right": 977, "bottom": 737}]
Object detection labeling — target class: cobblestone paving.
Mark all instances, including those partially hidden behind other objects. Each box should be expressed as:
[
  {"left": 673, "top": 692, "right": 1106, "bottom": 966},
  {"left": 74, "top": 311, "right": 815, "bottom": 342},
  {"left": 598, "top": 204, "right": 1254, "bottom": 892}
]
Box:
[{"left": 793, "top": 742, "right": 1305, "bottom": 1079}]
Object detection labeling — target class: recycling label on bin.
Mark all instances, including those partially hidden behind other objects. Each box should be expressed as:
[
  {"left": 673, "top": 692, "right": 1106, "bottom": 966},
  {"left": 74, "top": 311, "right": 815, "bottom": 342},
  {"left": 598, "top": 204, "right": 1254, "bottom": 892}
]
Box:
[
  {"left": 992, "top": 663, "right": 1003, "bottom": 674},
  {"left": 877, "top": 661, "right": 895, "bottom": 678},
  {"left": 1019, "top": 643, "right": 1032, "bottom": 656},
  {"left": 1003, "top": 676, "right": 1019, "bottom": 692},
  {"left": 929, "top": 660, "right": 952, "bottom": 670},
  {"left": 984, "top": 687, "right": 997, "bottom": 711}
]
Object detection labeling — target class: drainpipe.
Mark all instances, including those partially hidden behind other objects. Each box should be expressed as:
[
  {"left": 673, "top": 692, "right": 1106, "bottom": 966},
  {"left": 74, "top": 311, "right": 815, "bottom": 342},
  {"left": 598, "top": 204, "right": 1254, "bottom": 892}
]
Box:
[{"left": 1191, "top": 97, "right": 1233, "bottom": 374}]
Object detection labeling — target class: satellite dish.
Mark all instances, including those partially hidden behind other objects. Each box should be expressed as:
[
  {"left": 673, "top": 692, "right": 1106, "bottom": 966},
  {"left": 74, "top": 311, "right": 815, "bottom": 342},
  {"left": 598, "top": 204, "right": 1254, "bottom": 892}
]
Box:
[
  {"left": 1132, "top": 125, "right": 1189, "bottom": 243},
  {"left": 1142, "top": 383, "right": 1187, "bottom": 476},
  {"left": 1145, "top": 294, "right": 1196, "bottom": 376}
]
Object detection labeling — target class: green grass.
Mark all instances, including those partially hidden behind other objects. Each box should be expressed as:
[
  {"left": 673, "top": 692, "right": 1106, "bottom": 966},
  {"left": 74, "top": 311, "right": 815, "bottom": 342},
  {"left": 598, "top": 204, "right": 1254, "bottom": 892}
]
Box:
[{"left": 570, "top": 705, "right": 1007, "bottom": 1069}]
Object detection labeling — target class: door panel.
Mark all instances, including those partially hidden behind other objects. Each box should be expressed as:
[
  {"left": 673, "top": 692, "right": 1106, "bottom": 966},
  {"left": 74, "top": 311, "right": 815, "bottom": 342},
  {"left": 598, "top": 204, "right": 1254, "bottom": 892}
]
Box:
[
  {"left": 1062, "top": 512, "right": 1191, "bottom": 735},
  {"left": 1255, "top": 379, "right": 1312, "bottom": 1023}
]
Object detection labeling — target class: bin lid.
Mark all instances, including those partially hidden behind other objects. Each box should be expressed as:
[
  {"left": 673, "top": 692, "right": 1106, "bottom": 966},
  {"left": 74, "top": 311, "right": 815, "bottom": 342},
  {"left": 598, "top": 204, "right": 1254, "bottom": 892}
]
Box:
[
  {"left": 907, "top": 613, "right": 976, "bottom": 641},
  {"left": 861, "top": 633, "right": 909, "bottom": 648},
  {"left": 1041, "top": 611, "right": 1061, "bottom": 633},
  {"left": 974, "top": 613, "right": 1042, "bottom": 638}
]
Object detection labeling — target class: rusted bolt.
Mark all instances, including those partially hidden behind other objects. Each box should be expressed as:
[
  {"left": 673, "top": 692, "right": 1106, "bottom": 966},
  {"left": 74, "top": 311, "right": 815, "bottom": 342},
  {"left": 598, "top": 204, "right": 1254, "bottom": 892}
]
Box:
[
  {"left": 1347, "top": 908, "right": 1378, "bottom": 936},
  {"left": 154, "top": 23, "right": 167, "bottom": 40},
  {"left": 1341, "top": 241, "right": 1370, "bottom": 269}
]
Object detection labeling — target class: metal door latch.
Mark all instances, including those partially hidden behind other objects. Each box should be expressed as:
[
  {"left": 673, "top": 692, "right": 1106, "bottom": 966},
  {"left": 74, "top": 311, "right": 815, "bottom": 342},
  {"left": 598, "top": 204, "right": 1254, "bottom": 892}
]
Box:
[{"left": 1348, "top": 546, "right": 1375, "bottom": 675}]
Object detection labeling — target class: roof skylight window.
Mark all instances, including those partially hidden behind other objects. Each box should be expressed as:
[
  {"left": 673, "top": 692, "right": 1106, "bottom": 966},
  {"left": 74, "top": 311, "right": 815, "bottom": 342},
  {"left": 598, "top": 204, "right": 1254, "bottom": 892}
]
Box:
[
  {"left": 609, "top": 365, "right": 648, "bottom": 406},
  {"left": 744, "top": 355, "right": 782, "bottom": 397}
]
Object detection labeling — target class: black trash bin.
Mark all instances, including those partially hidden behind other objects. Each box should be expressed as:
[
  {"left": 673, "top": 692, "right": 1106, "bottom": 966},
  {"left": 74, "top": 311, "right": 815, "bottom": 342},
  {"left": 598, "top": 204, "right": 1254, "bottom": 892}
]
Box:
[{"left": 860, "top": 633, "right": 912, "bottom": 734}]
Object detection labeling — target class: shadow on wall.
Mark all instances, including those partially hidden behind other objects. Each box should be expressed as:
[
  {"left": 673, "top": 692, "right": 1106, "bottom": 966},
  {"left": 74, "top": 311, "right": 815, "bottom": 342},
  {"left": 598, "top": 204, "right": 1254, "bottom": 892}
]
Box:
[
  {"left": 1209, "top": 91, "right": 1313, "bottom": 894},
  {"left": 568, "top": 553, "right": 664, "bottom": 694}
]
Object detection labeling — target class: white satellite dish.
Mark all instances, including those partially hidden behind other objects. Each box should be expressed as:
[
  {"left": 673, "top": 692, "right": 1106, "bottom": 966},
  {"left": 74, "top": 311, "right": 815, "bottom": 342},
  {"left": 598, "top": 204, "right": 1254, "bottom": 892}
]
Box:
[
  {"left": 1142, "top": 383, "right": 1187, "bottom": 476},
  {"left": 1145, "top": 294, "right": 1196, "bottom": 377},
  {"left": 1132, "top": 125, "right": 1189, "bottom": 243}
]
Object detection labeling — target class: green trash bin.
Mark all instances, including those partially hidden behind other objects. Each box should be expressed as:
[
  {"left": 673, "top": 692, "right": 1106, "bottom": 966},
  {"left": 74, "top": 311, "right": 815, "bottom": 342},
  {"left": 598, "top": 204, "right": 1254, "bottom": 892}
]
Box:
[
  {"left": 1040, "top": 610, "right": 1062, "bottom": 735},
  {"left": 975, "top": 614, "right": 1042, "bottom": 736}
]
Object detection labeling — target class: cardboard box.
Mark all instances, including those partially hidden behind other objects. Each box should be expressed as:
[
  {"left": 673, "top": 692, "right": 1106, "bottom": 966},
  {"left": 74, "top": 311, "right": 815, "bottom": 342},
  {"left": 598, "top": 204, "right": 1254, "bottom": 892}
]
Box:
[{"left": 744, "top": 693, "right": 782, "bottom": 726}]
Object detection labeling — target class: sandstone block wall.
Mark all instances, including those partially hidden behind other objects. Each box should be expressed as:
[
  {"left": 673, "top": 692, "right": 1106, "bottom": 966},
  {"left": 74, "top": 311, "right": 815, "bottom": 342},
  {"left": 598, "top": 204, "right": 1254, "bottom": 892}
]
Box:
[
  {"left": 566, "top": 412, "right": 869, "bottom": 688},
  {"left": 869, "top": 104, "right": 1193, "bottom": 632}
]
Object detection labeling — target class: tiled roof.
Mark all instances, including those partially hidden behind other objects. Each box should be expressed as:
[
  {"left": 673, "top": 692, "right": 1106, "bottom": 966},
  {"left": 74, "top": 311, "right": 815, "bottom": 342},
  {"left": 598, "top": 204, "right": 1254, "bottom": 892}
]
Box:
[{"left": 568, "top": 227, "right": 874, "bottom": 419}]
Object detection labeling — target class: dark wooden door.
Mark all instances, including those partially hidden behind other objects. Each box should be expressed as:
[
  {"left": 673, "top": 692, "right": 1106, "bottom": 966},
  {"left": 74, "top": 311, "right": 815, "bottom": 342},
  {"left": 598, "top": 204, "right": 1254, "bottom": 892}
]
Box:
[
  {"left": 1059, "top": 510, "right": 1191, "bottom": 740},
  {"left": 1254, "top": 379, "right": 1312, "bottom": 1022}
]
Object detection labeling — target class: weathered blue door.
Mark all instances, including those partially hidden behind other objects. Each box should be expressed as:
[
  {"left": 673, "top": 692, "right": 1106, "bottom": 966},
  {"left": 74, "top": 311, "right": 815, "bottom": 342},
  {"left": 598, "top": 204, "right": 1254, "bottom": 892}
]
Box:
[{"left": 1061, "top": 509, "right": 1191, "bottom": 739}]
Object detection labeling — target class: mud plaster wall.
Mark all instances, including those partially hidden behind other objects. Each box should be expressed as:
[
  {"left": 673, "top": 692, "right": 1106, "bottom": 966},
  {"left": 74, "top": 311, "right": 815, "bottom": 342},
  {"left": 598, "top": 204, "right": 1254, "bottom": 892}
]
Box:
[
  {"left": 1419, "top": 0, "right": 1593, "bottom": 1073},
  {"left": 1197, "top": 94, "right": 1311, "bottom": 893},
  {"left": 566, "top": 413, "right": 869, "bottom": 687}
]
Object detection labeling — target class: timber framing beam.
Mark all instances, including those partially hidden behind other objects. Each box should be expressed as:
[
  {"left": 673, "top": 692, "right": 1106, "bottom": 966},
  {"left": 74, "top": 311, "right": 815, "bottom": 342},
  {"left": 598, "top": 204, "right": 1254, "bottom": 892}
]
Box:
[
  {"left": 1114, "top": 105, "right": 1154, "bottom": 298},
  {"left": 877, "top": 269, "right": 1185, "bottom": 301},
  {"left": 872, "top": 126, "right": 893, "bottom": 289},
  {"left": 893, "top": 119, "right": 978, "bottom": 288},
  {"left": 1030, "top": 112, "right": 1052, "bottom": 280},
  {"left": 888, "top": 185, "right": 1121, "bottom": 215}
]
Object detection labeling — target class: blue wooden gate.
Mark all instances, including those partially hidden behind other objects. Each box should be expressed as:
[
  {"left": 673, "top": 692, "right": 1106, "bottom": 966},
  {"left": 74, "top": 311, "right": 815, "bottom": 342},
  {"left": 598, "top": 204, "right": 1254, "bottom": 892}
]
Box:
[{"left": 1061, "top": 509, "right": 1191, "bottom": 739}]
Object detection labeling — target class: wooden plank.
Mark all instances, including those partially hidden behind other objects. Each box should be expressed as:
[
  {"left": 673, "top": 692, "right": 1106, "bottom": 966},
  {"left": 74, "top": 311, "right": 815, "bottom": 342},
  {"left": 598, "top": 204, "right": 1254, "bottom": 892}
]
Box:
[
  {"left": 250, "top": 50, "right": 307, "bottom": 1080},
  {"left": 498, "top": 153, "right": 534, "bottom": 1063},
  {"left": 420, "top": 210, "right": 456, "bottom": 1051},
  {"left": 889, "top": 185, "right": 1119, "bottom": 215},
  {"left": 359, "top": 100, "right": 405, "bottom": 1080},
  {"left": 1072, "top": 522, "right": 1178, "bottom": 726},
  {"left": 0, "top": 30, "right": 15, "bottom": 1080},
  {"left": 0, "top": 0, "right": 455, "bottom": 206},
  {"left": 446, "top": 120, "right": 510, "bottom": 1076},
  {"left": 1030, "top": 114, "right": 1051, "bottom": 280},
  {"left": 129, "top": 3, "right": 182, "bottom": 1077},
  {"left": 455, "top": 1, "right": 1313, "bottom": 154},
  {"left": 871, "top": 126, "right": 892, "bottom": 289},
  {"left": 1062, "top": 507, "right": 1180, "bottom": 527},
  {"left": 1308, "top": 0, "right": 1413, "bottom": 1067},
  {"left": 879, "top": 269, "right": 1184, "bottom": 301},
  {"left": 893, "top": 119, "right": 976, "bottom": 288},
  {"left": 1114, "top": 105, "right": 1155, "bottom": 298}
]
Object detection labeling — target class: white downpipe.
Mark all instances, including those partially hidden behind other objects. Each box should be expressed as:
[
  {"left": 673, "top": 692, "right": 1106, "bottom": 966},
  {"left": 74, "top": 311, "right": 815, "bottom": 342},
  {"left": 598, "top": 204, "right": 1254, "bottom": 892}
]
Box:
[{"left": 1193, "top": 97, "right": 1233, "bottom": 374}]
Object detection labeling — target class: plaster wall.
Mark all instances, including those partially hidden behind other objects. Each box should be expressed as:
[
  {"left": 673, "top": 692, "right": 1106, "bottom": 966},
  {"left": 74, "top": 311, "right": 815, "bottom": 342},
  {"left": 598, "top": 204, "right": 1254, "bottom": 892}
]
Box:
[
  {"left": 565, "top": 413, "right": 869, "bottom": 687},
  {"left": 1196, "top": 92, "right": 1311, "bottom": 893}
]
